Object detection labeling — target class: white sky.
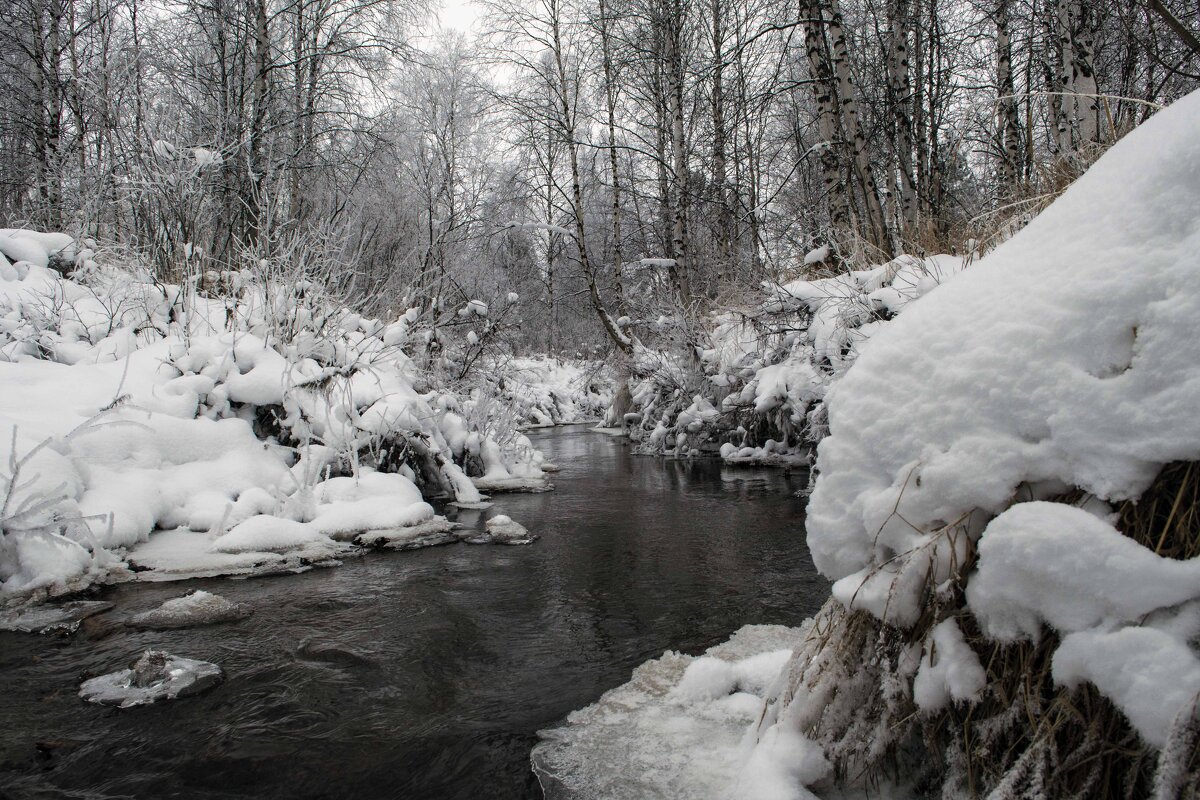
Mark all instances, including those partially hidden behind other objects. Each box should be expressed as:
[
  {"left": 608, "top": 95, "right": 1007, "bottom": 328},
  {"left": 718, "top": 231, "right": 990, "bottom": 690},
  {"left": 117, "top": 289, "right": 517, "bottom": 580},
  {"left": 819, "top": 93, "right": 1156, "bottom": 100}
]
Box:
[{"left": 435, "top": 0, "right": 483, "bottom": 34}]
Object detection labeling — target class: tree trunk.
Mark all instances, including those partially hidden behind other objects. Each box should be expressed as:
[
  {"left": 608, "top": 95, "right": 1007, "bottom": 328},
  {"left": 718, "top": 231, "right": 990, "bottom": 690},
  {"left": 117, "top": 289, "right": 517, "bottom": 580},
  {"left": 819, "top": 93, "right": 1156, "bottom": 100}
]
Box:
[
  {"left": 886, "top": 0, "right": 918, "bottom": 238},
  {"left": 996, "top": 0, "right": 1021, "bottom": 192},
  {"left": 827, "top": 0, "right": 893, "bottom": 255}
]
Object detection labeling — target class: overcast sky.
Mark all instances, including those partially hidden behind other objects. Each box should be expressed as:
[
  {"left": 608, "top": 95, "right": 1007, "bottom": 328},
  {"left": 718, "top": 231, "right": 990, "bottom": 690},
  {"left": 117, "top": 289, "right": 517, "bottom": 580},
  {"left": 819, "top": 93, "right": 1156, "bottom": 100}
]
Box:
[{"left": 436, "top": 0, "right": 482, "bottom": 33}]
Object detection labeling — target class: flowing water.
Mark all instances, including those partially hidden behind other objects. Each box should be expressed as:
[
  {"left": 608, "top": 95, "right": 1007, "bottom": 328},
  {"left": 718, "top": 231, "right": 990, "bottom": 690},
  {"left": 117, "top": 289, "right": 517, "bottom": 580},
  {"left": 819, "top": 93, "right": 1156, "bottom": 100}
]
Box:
[{"left": 0, "top": 428, "right": 829, "bottom": 800}]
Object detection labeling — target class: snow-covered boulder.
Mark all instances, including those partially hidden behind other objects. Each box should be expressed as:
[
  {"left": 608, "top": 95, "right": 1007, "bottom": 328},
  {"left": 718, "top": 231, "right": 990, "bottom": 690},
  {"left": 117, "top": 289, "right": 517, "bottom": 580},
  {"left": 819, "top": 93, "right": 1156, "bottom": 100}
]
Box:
[
  {"left": 484, "top": 514, "right": 535, "bottom": 545},
  {"left": 127, "top": 590, "right": 250, "bottom": 629}
]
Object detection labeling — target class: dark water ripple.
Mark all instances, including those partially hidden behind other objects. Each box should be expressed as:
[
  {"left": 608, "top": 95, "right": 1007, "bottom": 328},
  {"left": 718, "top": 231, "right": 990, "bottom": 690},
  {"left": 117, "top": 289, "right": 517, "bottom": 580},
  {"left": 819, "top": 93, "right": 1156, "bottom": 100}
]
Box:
[{"left": 0, "top": 428, "right": 828, "bottom": 800}]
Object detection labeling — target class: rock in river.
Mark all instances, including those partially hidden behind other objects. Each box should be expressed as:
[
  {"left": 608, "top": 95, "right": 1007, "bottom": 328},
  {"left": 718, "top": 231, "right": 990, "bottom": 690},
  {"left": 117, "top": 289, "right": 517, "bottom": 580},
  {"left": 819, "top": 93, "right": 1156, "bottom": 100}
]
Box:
[
  {"left": 485, "top": 515, "right": 537, "bottom": 545},
  {"left": 127, "top": 590, "right": 251, "bottom": 629}
]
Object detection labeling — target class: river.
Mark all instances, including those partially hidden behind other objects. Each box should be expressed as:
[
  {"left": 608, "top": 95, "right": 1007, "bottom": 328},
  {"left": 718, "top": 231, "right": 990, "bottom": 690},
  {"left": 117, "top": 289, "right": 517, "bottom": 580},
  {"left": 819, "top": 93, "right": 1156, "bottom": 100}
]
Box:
[{"left": 0, "top": 427, "right": 829, "bottom": 800}]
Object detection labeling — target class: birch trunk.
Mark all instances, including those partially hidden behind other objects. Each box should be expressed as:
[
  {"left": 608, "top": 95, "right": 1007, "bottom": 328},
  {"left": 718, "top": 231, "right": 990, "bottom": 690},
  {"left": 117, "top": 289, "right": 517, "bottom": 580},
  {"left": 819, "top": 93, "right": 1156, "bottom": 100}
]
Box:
[
  {"left": 598, "top": 0, "right": 625, "bottom": 312},
  {"left": 827, "top": 0, "right": 893, "bottom": 255},
  {"left": 548, "top": 0, "right": 631, "bottom": 354},
  {"left": 800, "top": 0, "right": 850, "bottom": 251},
  {"left": 886, "top": 0, "right": 917, "bottom": 239},
  {"left": 996, "top": 0, "right": 1021, "bottom": 191},
  {"left": 662, "top": 0, "right": 692, "bottom": 310}
]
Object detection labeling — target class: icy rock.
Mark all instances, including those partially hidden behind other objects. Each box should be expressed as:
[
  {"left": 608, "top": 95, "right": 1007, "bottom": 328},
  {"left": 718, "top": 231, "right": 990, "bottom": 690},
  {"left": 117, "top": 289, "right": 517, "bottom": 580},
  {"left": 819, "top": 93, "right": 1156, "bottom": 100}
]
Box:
[
  {"left": 485, "top": 514, "right": 536, "bottom": 545},
  {"left": 127, "top": 590, "right": 251, "bottom": 629},
  {"left": 0, "top": 600, "right": 114, "bottom": 635},
  {"left": 79, "top": 650, "right": 223, "bottom": 707},
  {"left": 354, "top": 518, "right": 458, "bottom": 550}
]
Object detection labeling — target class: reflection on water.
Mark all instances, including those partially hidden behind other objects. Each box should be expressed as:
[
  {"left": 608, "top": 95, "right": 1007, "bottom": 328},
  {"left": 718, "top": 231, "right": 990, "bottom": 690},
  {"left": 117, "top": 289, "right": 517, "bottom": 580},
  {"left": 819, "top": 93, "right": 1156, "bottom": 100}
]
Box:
[{"left": 0, "top": 428, "right": 828, "bottom": 800}]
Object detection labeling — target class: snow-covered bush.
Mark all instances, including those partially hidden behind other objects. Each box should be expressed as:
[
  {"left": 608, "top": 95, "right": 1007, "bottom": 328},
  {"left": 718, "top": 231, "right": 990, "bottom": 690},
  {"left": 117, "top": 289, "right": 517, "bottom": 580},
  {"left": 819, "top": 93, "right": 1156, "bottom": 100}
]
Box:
[
  {"left": 617, "top": 253, "right": 968, "bottom": 465},
  {"left": 0, "top": 233, "right": 547, "bottom": 599}
]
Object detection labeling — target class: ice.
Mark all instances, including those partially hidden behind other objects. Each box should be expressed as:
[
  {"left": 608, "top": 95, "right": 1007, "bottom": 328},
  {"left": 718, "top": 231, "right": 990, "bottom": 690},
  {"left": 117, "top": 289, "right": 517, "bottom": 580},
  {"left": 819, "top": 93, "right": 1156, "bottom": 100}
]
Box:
[
  {"left": 532, "top": 625, "right": 805, "bottom": 799},
  {"left": 355, "top": 517, "right": 457, "bottom": 550},
  {"left": 127, "top": 590, "right": 251, "bottom": 629},
  {"left": 0, "top": 600, "right": 114, "bottom": 634},
  {"left": 79, "top": 650, "right": 223, "bottom": 707}
]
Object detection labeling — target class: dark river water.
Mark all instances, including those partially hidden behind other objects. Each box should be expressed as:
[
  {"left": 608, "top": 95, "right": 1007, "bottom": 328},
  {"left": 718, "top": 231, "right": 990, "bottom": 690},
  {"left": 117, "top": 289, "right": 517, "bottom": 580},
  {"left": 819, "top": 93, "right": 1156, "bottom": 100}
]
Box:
[{"left": 0, "top": 428, "right": 828, "bottom": 800}]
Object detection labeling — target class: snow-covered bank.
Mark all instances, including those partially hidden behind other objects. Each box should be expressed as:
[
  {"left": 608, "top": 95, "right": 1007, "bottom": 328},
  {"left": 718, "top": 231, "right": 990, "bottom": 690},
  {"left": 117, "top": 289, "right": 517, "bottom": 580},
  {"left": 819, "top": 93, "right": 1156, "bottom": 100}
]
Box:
[
  {"left": 0, "top": 242, "right": 547, "bottom": 600},
  {"left": 615, "top": 252, "right": 968, "bottom": 464},
  {"left": 537, "top": 91, "right": 1200, "bottom": 797},
  {"left": 484, "top": 356, "right": 613, "bottom": 429}
]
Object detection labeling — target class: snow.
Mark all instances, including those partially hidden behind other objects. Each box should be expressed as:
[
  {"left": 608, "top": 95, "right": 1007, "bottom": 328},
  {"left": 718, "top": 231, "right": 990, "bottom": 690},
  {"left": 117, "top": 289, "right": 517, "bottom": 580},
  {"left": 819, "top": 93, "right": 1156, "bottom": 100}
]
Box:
[
  {"left": 0, "top": 237, "right": 545, "bottom": 599},
  {"left": 807, "top": 88, "right": 1200, "bottom": 618},
  {"left": 211, "top": 516, "right": 330, "bottom": 553},
  {"left": 967, "top": 502, "right": 1200, "bottom": 641},
  {"left": 484, "top": 514, "right": 536, "bottom": 544},
  {"left": 1053, "top": 625, "right": 1200, "bottom": 748},
  {"left": 802, "top": 245, "right": 829, "bottom": 266},
  {"left": 785, "top": 88, "right": 1200, "bottom": 770},
  {"left": 624, "top": 250, "right": 966, "bottom": 463},
  {"left": 911, "top": 618, "right": 986, "bottom": 711}
]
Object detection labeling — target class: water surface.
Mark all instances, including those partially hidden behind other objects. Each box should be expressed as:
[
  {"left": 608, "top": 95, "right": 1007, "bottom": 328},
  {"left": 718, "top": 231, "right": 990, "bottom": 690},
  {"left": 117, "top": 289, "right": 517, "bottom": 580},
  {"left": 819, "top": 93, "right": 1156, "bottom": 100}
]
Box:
[{"left": 0, "top": 428, "right": 828, "bottom": 800}]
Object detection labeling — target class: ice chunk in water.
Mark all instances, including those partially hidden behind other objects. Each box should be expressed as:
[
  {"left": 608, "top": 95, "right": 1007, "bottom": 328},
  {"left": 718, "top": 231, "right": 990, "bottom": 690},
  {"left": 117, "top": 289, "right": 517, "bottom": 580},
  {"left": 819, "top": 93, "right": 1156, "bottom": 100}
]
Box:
[
  {"left": 79, "top": 650, "right": 223, "bottom": 707},
  {"left": 0, "top": 600, "right": 114, "bottom": 635}
]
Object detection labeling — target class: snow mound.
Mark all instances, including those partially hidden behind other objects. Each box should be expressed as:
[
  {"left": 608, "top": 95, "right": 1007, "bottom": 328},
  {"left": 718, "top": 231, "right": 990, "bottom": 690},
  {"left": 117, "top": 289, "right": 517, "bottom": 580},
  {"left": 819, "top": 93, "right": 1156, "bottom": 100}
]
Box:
[
  {"left": 775, "top": 87, "right": 1200, "bottom": 786},
  {"left": 809, "top": 89, "right": 1200, "bottom": 593},
  {"left": 0, "top": 236, "right": 547, "bottom": 598}
]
